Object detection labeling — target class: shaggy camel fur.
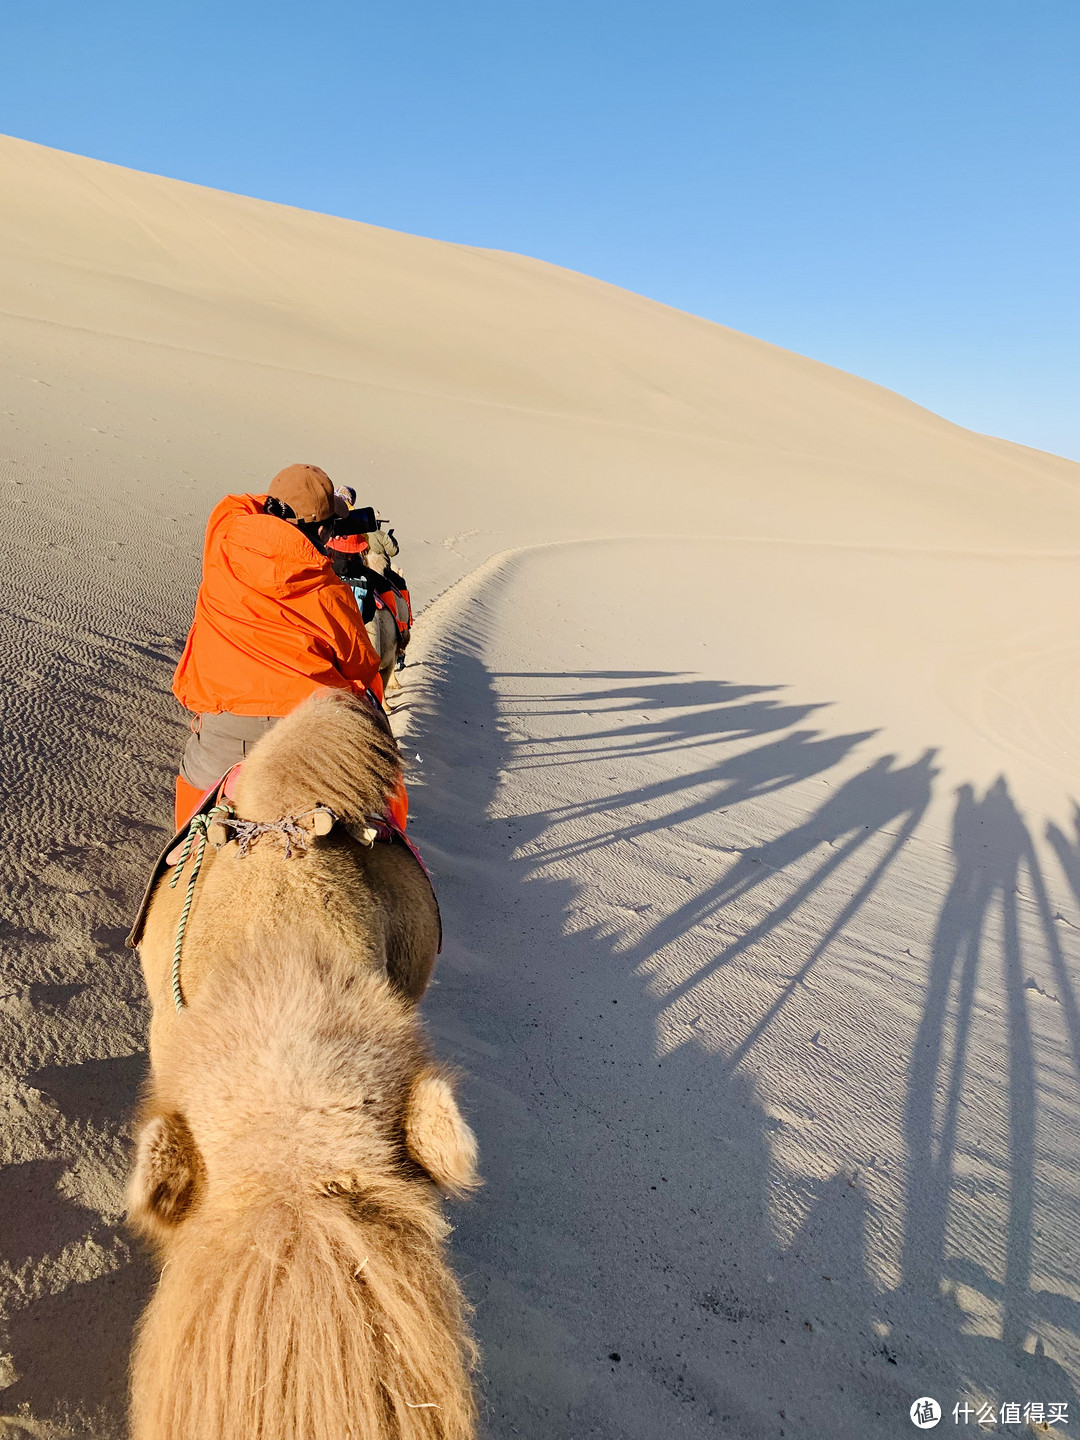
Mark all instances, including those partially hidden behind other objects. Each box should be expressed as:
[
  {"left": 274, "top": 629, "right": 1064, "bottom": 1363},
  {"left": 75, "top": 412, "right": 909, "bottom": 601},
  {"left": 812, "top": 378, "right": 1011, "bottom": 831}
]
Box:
[
  {"left": 127, "top": 931, "right": 480, "bottom": 1440},
  {"left": 137, "top": 690, "right": 439, "bottom": 1065}
]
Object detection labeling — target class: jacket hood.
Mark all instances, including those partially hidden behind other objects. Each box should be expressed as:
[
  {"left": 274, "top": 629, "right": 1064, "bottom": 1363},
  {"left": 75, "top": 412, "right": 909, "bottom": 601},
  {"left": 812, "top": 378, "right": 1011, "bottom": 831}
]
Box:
[
  {"left": 225, "top": 513, "right": 336, "bottom": 597},
  {"left": 211, "top": 494, "right": 338, "bottom": 599}
]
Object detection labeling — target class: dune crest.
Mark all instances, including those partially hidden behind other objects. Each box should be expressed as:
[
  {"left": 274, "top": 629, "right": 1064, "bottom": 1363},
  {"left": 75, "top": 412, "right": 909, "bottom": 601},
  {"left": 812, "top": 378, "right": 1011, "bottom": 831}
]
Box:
[{"left": 2, "top": 129, "right": 1078, "bottom": 566}]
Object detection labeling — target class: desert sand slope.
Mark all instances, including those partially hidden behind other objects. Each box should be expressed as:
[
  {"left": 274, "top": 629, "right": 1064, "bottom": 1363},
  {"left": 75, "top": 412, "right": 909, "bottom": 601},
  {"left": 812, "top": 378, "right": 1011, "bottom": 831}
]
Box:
[
  {"left": 0, "top": 130, "right": 1078, "bottom": 1436},
  {"left": 404, "top": 545, "right": 1080, "bottom": 1439}
]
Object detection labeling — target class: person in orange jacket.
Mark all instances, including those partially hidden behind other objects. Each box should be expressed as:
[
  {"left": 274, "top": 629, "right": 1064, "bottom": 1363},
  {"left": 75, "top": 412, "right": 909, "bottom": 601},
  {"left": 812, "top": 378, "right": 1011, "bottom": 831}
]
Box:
[{"left": 171, "top": 463, "right": 406, "bottom": 831}]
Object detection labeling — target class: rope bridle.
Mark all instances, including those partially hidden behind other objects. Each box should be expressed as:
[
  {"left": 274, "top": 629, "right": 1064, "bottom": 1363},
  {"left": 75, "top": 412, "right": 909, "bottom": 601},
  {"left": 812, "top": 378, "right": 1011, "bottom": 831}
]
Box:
[{"left": 213, "top": 809, "right": 323, "bottom": 860}]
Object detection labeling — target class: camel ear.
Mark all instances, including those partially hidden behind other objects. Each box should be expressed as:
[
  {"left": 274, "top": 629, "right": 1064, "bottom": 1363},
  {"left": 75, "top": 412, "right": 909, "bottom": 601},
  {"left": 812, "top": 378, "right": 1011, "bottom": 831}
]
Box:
[
  {"left": 405, "top": 1073, "right": 480, "bottom": 1197},
  {"left": 127, "top": 1112, "right": 202, "bottom": 1241}
]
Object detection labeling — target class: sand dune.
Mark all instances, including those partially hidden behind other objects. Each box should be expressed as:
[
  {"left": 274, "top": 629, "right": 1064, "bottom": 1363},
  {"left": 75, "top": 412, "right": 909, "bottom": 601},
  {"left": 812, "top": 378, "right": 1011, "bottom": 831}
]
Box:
[{"left": 1, "top": 131, "right": 1079, "bottom": 1436}]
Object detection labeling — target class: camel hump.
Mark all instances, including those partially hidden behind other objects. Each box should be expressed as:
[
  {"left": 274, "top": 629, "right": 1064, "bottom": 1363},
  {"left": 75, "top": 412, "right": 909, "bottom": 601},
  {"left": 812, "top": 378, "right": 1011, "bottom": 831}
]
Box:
[{"left": 231, "top": 690, "right": 402, "bottom": 825}]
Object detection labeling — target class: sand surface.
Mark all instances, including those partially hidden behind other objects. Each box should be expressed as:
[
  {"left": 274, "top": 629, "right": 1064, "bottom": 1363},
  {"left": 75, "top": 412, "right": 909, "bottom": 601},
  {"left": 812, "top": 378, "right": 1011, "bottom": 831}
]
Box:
[{"left": 1, "top": 132, "right": 1079, "bottom": 1436}]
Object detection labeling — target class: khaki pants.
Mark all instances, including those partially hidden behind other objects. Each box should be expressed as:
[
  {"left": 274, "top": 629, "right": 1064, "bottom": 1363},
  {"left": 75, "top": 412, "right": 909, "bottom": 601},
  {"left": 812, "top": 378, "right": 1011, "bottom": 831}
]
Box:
[{"left": 178, "top": 712, "right": 278, "bottom": 791}]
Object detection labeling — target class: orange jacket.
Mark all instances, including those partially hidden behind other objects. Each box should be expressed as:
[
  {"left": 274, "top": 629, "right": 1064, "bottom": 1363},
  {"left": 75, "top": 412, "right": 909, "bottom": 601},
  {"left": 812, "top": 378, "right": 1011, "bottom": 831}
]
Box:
[{"left": 173, "top": 493, "right": 384, "bottom": 715}]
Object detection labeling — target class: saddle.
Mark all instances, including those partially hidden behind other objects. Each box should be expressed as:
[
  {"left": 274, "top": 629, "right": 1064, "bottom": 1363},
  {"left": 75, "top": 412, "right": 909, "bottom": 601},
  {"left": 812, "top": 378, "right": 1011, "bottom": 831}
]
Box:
[{"left": 374, "top": 568, "right": 412, "bottom": 644}]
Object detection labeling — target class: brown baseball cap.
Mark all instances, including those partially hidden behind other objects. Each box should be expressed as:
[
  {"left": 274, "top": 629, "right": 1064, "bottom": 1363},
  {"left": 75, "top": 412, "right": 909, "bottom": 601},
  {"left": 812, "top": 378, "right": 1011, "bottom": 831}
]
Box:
[{"left": 266, "top": 464, "right": 334, "bottom": 523}]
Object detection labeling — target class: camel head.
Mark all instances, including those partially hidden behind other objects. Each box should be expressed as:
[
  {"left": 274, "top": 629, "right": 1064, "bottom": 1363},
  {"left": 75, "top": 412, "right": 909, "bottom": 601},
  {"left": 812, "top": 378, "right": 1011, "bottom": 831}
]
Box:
[{"left": 127, "top": 1066, "right": 479, "bottom": 1246}]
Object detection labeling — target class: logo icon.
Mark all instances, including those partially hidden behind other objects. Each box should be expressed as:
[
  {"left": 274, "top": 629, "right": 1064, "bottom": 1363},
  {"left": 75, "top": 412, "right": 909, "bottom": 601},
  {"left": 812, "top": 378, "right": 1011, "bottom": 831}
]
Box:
[{"left": 910, "top": 1397, "right": 942, "bottom": 1429}]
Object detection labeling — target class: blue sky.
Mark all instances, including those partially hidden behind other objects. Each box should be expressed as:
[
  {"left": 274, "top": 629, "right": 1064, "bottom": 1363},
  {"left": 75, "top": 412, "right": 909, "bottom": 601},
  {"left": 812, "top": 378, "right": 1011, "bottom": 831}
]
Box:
[{"left": 3, "top": 1, "right": 1077, "bottom": 459}]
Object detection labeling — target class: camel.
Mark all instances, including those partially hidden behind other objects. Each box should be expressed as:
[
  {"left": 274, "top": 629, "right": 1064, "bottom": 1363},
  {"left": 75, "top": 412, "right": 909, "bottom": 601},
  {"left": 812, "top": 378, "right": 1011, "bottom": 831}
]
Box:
[
  {"left": 126, "top": 689, "right": 478, "bottom": 1438},
  {"left": 134, "top": 690, "right": 439, "bottom": 1063},
  {"left": 368, "top": 599, "right": 404, "bottom": 695},
  {"left": 325, "top": 517, "right": 410, "bottom": 696},
  {"left": 362, "top": 546, "right": 411, "bottom": 695}
]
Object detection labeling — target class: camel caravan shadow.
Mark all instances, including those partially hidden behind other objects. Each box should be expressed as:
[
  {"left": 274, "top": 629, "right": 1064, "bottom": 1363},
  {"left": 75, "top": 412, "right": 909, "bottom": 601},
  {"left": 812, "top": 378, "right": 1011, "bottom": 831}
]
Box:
[{"left": 406, "top": 632, "right": 1080, "bottom": 1439}]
